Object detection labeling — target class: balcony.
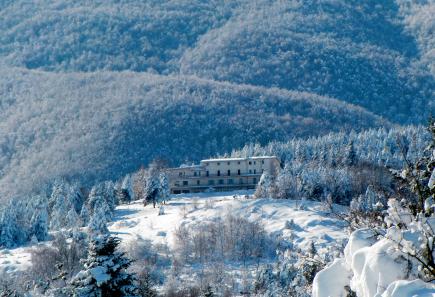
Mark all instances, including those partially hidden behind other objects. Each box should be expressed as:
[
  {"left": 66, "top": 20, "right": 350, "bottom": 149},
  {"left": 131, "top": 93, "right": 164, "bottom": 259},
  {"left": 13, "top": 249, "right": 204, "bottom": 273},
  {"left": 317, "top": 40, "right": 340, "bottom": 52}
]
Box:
[{"left": 179, "top": 173, "right": 261, "bottom": 179}]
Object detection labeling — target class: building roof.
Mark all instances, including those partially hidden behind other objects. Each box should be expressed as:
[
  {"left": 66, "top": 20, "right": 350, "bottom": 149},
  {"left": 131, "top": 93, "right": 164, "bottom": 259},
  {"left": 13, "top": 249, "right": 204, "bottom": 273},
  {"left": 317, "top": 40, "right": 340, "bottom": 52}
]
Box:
[{"left": 200, "top": 156, "right": 278, "bottom": 162}]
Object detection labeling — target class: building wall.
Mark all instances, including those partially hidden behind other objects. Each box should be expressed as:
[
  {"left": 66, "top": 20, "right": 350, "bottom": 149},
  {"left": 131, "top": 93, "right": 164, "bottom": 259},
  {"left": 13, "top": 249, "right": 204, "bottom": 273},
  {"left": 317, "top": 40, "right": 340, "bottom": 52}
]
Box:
[{"left": 168, "top": 156, "right": 280, "bottom": 194}]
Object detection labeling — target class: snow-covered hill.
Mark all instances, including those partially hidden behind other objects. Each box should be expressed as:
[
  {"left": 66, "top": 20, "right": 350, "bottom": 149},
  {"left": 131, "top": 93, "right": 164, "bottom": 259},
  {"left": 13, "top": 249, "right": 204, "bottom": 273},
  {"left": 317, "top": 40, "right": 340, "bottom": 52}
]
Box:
[
  {"left": 107, "top": 192, "right": 349, "bottom": 293},
  {"left": 0, "top": 192, "right": 348, "bottom": 294},
  {"left": 110, "top": 192, "right": 347, "bottom": 252}
]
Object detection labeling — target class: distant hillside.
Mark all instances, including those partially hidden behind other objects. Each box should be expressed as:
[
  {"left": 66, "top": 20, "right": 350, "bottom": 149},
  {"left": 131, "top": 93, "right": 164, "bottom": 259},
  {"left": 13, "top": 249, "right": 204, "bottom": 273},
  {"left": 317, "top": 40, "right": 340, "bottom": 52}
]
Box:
[
  {"left": 0, "top": 0, "right": 433, "bottom": 198},
  {"left": 180, "top": 0, "right": 434, "bottom": 123},
  {"left": 0, "top": 68, "right": 386, "bottom": 198},
  {"left": 0, "top": 0, "right": 243, "bottom": 73},
  {"left": 0, "top": 0, "right": 432, "bottom": 124}
]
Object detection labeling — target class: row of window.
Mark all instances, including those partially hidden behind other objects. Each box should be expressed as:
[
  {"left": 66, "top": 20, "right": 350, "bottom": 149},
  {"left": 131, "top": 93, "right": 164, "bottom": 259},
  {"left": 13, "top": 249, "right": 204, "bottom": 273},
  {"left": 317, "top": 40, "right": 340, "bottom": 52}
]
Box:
[
  {"left": 179, "top": 178, "right": 258, "bottom": 186},
  {"left": 206, "top": 169, "right": 262, "bottom": 176},
  {"left": 179, "top": 168, "right": 263, "bottom": 177},
  {"left": 205, "top": 160, "right": 265, "bottom": 166}
]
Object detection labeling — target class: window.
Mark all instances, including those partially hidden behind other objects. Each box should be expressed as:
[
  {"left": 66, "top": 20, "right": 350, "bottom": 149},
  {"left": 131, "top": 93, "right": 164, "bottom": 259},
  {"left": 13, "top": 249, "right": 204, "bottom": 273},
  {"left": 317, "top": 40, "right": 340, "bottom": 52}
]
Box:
[
  {"left": 249, "top": 169, "right": 252, "bottom": 174},
  {"left": 239, "top": 178, "right": 243, "bottom": 184},
  {"left": 217, "top": 162, "right": 220, "bottom": 166},
  {"left": 238, "top": 161, "right": 241, "bottom": 165},
  {"left": 227, "top": 161, "right": 230, "bottom": 165},
  {"left": 206, "top": 171, "right": 209, "bottom": 177},
  {"left": 179, "top": 172, "right": 182, "bottom": 176},
  {"left": 254, "top": 161, "right": 256, "bottom": 165},
  {"left": 254, "top": 169, "right": 256, "bottom": 174},
  {"left": 227, "top": 170, "right": 231, "bottom": 176},
  {"left": 228, "top": 179, "right": 234, "bottom": 184},
  {"left": 249, "top": 161, "right": 252, "bottom": 165},
  {"left": 218, "top": 179, "right": 224, "bottom": 185},
  {"left": 262, "top": 160, "right": 264, "bottom": 164},
  {"left": 208, "top": 180, "right": 215, "bottom": 185},
  {"left": 238, "top": 169, "right": 241, "bottom": 175},
  {"left": 183, "top": 181, "right": 188, "bottom": 186},
  {"left": 217, "top": 170, "right": 221, "bottom": 176},
  {"left": 197, "top": 180, "right": 200, "bottom": 185},
  {"left": 253, "top": 178, "right": 257, "bottom": 184},
  {"left": 194, "top": 172, "right": 197, "bottom": 176}
]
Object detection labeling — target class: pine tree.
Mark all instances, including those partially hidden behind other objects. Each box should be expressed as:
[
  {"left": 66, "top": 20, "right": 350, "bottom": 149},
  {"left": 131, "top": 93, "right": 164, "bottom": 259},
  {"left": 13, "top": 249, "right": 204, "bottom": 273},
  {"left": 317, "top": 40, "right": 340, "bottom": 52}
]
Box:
[
  {"left": 203, "top": 285, "right": 214, "bottom": 297},
  {"left": 254, "top": 172, "right": 272, "bottom": 198},
  {"left": 30, "top": 196, "right": 49, "bottom": 242},
  {"left": 80, "top": 204, "right": 90, "bottom": 226},
  {"left": 70, "top": 235, "right": 138, "bottom": 297},
  {"left": 66, "top": 209, "right": 81, "bottom": 229},
  {"left": 88, "top": 201, "right": 109, "bottom": 234},
  {"left": 158, "top": 173, "right": 170, "bottom": 205},
  {"left": 144, "top": 170, "right": 159, "bottom": 208},
  {"left": 87, "top": 184, "right": 104, "bottom": 215},
  {"left": 103, "top": 181, "right": 117, "bottom": 212},
  {"left": 49, "top": 181, "right": 75, "bottom": 231},
  {"left": 138, "top": 270, "right": 157, "bottom": 297},
  {"left": 343, "top": 141, "right": 357, "bottom": 166},
  {"left": 0, "top": 203, "right": 19, "bottom": 248},
  {"left": 121, "top": 175, "right": 134, "bottom": 204}
]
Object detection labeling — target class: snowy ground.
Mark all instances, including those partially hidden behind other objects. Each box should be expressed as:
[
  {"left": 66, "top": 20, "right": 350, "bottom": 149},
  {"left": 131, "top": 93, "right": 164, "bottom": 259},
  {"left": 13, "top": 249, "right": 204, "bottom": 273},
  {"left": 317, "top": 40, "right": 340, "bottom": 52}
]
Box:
[
  {"left": 109, "top": 191, "right": 348, "bottom": 253},
  {"left": 0, "top": 246, "right": 32, "bottom": 275},
  {"left": 0, "top": 191, "right": 348, "bottom": 293},
  {"left": 109, "top": 191, "right": 349, "bottom": 292}
]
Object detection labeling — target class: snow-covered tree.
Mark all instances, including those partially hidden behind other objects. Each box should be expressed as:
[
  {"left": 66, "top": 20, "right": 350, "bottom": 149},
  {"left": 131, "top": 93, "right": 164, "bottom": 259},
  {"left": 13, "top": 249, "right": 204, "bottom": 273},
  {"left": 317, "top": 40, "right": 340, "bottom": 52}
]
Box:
[
  {"left": 0, "top": 202, "right": 20, "bottom": 248},
  {"left": 275, "top": 163, "right": 297, "bottom": 199},
  {"left": 102, "top": 181, "right": 117, "bottom": 212},
  {"left": 203, "top": 285, "right": 215, "bottom": 297},
  {"left": 66, "top": 209, "right": 81, "bottom": 230},
  {"left": 254, "top": 172, "right": 273, "bottom": 198},
  {"left": 121, "top": 174, "right": 134, "bottom": 204},
  {"left": 30, "top": 196, "right": 49, "bottom": 242},
  {"left": 87, "top": 200, "right": 110, "bottom": 234},
  {"left": 49, "top": 181, "right": 75, "bottom": 230},
  {"left": 133, "top": 166, "right": 147, "bottom": 202},
  {"left": 343, "top": 140, "right": 357, "bottom": 166},
  {"left": 144, "top": 171, "right": 159, "bottom": 208},
  {"left": 70, "top": 235, "right": 138, "bottom": 296},
  {"left": 87, "top": 184, "right": 104, "bottom": 216},
  {"left": 157, "top": 172, "right": 170, "bottom": 205},
  {"left": 80, "top": 204, "right": 90, "bottom": 227},
  {"left": 137, "top": 270, "right": 157, "bottom": 297}
]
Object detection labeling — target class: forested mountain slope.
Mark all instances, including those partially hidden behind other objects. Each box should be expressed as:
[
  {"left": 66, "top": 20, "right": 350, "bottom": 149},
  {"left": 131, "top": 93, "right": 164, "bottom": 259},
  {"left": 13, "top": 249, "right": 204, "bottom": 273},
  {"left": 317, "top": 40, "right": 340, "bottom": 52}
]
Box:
[
  {"left": 179, "top": 0, "right": 434, "bottom": 123},
  {"left": 0, "top": 68, "right": 385, "bottom": 198},
  {"left": 0, "top": 0, "right": 432, "bottom": 123},
  {"left": 0, "top": 0, "right": 433, "bottom": 198}
]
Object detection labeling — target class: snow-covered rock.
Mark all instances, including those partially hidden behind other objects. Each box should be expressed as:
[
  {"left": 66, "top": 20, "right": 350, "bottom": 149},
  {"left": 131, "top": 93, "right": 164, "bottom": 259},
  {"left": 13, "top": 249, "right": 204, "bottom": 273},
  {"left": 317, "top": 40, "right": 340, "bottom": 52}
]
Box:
[
  {"left": 313, "top": 228, "right": 435, "bottom": 297},
  {"left": 312, "top": 258, "right": 352, "bottom": 297},
  {"left": 381, "top": 279, "right": 435, "bottom": 297},
  {"left": 344, "top": 228, "right": 377, "bottom": 267},
  {"left": 350, "top": 239, "right": 410, "bottom": 297}
]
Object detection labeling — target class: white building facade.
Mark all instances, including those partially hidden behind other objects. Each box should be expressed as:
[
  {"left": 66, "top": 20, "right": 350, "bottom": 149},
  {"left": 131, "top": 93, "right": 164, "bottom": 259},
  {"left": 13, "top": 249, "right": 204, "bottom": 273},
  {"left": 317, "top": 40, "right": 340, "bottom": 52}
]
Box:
[{"left": 168, "top": 156, "right": 280, "bottom": 194}]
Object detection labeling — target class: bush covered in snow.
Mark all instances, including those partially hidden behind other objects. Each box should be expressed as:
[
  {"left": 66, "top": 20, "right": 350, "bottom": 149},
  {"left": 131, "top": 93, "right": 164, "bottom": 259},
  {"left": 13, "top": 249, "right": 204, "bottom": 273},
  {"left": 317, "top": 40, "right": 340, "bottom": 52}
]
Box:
[{"left": 174, "top": 212, "right": 276, "bottom": 265}]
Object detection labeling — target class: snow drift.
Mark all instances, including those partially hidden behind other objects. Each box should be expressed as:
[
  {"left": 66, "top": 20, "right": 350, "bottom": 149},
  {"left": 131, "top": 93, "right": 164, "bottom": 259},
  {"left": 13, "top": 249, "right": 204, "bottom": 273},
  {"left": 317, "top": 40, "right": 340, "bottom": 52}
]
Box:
[{"left": 313, "top": 229, "right": 435, "bottom": 297}]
